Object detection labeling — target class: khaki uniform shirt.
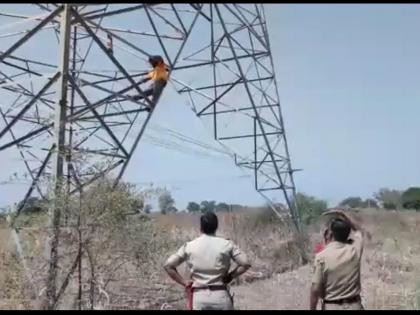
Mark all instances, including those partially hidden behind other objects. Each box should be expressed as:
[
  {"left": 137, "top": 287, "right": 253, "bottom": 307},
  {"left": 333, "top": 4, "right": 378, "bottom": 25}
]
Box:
[
  {"left": 312, "top": 230, "right": 363, "bottom": 301},
  {"left": 164, "top": 234, "right": 249, "bottom": 288}
]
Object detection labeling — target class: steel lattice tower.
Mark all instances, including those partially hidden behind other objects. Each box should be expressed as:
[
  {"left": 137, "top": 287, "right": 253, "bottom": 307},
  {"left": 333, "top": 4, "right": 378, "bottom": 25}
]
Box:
[{"left": 0, "top": 3, "right": 300, "bottom": 226}]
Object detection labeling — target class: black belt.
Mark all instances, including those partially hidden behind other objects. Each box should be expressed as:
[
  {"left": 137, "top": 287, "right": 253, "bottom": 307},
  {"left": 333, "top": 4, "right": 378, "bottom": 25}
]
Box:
[
  {"left": 324, "top": 295, "right": 361, "bottom": 304},
  {"left": 193, "top": 285, "right": 227, "bottom": 292}
]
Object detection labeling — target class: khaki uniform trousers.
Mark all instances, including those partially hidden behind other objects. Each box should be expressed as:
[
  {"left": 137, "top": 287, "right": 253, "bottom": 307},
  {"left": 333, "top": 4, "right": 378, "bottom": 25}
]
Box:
[{"left": 193, "top": 289, "right": 233, "bottom": 310}]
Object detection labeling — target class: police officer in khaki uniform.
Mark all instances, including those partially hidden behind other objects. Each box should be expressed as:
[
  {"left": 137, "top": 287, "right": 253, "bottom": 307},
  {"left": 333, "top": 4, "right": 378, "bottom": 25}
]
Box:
[
  {"left": 164, "top": 211, "right": 251, "bottom": 310},
  {"left": 310, "top": 209, "right": 365, "bottom": 310}
]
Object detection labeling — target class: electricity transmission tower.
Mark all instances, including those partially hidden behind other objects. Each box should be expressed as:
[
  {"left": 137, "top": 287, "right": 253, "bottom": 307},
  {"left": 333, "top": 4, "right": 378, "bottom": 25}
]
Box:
[
  {"left": 1, "top": 3, "right": 303, "bottom": 308},
  {"left": 0, "top": 3, "right": 300, "bottom": 237}
]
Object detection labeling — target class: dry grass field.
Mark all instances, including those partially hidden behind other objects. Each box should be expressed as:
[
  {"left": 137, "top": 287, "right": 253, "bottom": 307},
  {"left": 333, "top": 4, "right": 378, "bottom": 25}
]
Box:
[
  {"left": 0, "top": 208, "right": 419, "bottom": 310},
  {"left": 233, "top": 209, "right": 420, "bottom": 310}
]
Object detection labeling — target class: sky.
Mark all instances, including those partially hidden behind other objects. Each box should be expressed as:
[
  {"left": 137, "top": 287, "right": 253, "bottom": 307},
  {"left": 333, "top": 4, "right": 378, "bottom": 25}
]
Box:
[{"left": 2, "top": 4, "right": 420, "bottom": 210}]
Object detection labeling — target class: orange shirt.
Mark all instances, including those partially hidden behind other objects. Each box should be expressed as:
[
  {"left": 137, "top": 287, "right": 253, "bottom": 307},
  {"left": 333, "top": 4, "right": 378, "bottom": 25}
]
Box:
[{"left": 147, "top": 63, "right": 169, "bottom": 82}]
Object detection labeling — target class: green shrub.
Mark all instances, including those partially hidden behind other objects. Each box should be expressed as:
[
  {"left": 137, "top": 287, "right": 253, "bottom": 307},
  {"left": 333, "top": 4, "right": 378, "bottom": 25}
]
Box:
[
  {"left": 374, "top": 188, "right": 402, "bottom": 210},
  {"left": 402, "top": 187, "right": 420, "bottom": 211},
  {"left": 339, "top": 196, "right": 364, "bottom": 208},
  {"left": 294, "top": 193, "right": 328, "bottom": 225}
]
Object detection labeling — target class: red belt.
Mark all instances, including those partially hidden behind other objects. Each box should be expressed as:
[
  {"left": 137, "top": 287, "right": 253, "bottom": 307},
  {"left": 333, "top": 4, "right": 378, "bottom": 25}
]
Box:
[
  {"left": 185, "top": 284, "right": 227, "bottom": 310},
  {"left": 186, "top": 283, "right": 193, "bottom": 310}
]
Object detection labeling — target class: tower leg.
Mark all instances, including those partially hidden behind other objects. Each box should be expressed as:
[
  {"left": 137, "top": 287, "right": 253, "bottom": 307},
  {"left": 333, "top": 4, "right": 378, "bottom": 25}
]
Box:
[{"left": 45, "top": 4, "right": 71, "bottom": 310}]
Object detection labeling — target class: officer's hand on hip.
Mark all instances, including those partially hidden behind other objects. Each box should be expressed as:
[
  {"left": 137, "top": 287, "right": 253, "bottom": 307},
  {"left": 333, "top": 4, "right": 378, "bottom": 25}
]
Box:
[{"left": 223, "top": 273, "right": 233, "bottom": 284}]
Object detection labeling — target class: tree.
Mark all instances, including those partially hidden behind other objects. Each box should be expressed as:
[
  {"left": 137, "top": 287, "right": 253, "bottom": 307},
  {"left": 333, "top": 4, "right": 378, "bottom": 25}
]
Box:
[
  {"left": 362, "top": 198, "right": 379, "bottom": 208},
  {"left": 200, "top": 200, "right": 216, "bottom": 213},
  {"left": 39, "top": 178, "right": 143, "bottom": 309},
  {"left": 231, "top": 204, "right": 244, "bottom": 210},
  {"left": 158, "top": 191, "right": 175, "bottom": 214},
  {"left": 167, "top": 206, "right": 178, "bottom": 213},
  {"left": 402, "top": 187, "right": 420, "bottom": 211},
  {"left": 339, "top": 197, "right": 364, "bottom": 209},
  {"left": 338, "top": 197, "right": 378, "bottom": 209},
  {"left": 294, "top": 193, "right": 327, "bottom": 225},
  {"left": 17, "top": 196, "right": 44, "bottom": 213},
  {"left": 187, "top": 202, "right": 200, "bottom": 213},
  {"left": 215, "top": 202, "right": 230, "bottom": 212},
  {"left": 374, "top": 188, "right": 402, "bottom": 210}
]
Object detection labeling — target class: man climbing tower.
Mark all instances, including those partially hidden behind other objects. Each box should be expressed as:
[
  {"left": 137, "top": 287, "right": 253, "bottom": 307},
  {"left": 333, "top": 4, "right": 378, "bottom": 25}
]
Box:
[
  {"left": 132, "top": 55, "right": 170, "bottom": 112},
  {"left": 106, "top": 33, "right": 113, "bottom": 55}
]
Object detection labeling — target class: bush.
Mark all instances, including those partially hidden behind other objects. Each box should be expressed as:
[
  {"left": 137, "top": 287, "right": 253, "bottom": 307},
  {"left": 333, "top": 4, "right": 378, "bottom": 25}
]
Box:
[
  {"left": 215, "top": 202, "right": 230, "bottom": 212},
  {"left": 200, "top": 200, "right": 216, "bottom": 213},
  {"left": 186, "top": 202, "right": 200, "bottom": 213},
  {"left": 227, "top": 206, "right": 307, "bottom": 275},
  {"left": 248, "top": 206, "right": 283, "bottom": 228},
  {"left": 17, "top": 197, "right": 45, "bottom": 214},
  {"left": 362, "top": 198, "right": 379, "bottom": 208},
  {"left": 402, "top": 187, "right": 420, "bottom": 210},
  {"left": 374, "top": 188, "right": 402, "bottom": 210},
  {"left": 56, "top": 178, "right": 175, "bottom": 309},
  {"left": 339, "top": 197, "right": 378, "bottom": 209},
  {"left": 339, "top": 197, "right": 364, "bottom": 208},
  {"left": 158, "top": 191, "right": 175, "bottom": 214},
  {"left": 294, "top": 193, "right": 327, "bottom": 225}
]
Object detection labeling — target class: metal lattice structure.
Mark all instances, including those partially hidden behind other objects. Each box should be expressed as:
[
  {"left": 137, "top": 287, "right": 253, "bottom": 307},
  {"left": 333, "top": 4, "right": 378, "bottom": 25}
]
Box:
[{"left": 0, "top": 3, "right": 300, "bottom": 226}]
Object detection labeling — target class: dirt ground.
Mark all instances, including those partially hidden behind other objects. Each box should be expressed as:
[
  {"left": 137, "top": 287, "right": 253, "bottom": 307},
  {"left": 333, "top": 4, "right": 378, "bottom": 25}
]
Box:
[
  {"left": 232, "top": 265, "right": 310, "bottom": 310},
  {"left": 231, "top": 260, "right": 416, "bottom": 310}
]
